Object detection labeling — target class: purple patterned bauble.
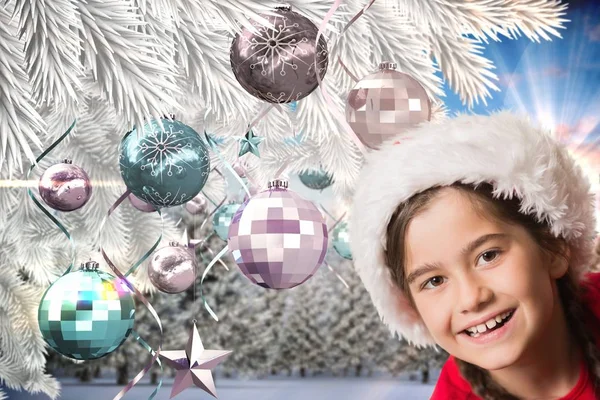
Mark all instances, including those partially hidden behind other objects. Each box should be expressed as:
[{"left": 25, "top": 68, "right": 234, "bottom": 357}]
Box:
[
  {"left": 228, "top": 179, "right": 328, "bottom": 289},
  {"left": 345, "top": 61, "right": 431, "bottom": 149},
  {"left": 230, "top": 6, "right": 328, "bottom": 103},
  {"left": 148, "top": 242, "right": 196, "bottom": 294},
  {"left": 38, "top": 159, "right": 92, "bottom": 212},
  {"left": 129, "top": 193, "right": 156, "bottom": 213}
]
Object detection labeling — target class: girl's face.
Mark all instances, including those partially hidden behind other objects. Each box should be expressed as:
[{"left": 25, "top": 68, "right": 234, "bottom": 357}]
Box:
[{"left": 404, "top": 189, "right": 568, "bottom": 370}]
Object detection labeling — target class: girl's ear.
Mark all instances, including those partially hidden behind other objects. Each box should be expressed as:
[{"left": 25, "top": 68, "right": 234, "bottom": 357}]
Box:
[{"left": 549, "top": 240, "right": 571, "bottom": 279}]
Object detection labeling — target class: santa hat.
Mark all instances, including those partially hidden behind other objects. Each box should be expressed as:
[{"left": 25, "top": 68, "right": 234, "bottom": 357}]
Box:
[{"left": 349, "top": 111, "right": 597, "bottom": 348}]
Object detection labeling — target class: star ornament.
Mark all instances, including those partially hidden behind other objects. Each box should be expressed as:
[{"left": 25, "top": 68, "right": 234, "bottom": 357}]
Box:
[
  {"left": 159, "top": 323, "right": 232, "bottom": 398},
  {"left": 238, "top": 129, "right": 264, "bottom": 158}
]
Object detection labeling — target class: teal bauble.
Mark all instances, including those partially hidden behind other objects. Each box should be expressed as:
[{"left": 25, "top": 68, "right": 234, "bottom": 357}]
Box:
[
  {"left": 213, "top": 202, "right": 241, "bottom": 241},
  {"left": 119, "top": 118, "right": 210, "bottom": 207},
  {"left": 298, "top": 169, "right": 333, "bottom": 190},
  {"left": 332, "top": 221, "right": 352, "bottom": 260},
  {"left": 38, "top": 261, "right": 135, "bottom": 360}
]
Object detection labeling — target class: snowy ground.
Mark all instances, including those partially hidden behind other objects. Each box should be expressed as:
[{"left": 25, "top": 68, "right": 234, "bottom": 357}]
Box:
[{"left": 3, "top": 377, "right": 436, "bottom": 400}]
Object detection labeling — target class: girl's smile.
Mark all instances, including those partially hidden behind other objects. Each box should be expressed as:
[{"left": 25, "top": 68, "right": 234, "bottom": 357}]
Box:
[{"left": 457, "top": 307, "right": 517, "bottom": 345}]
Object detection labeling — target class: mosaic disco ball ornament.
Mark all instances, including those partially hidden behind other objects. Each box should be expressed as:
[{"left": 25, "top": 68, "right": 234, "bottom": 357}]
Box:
[
  {"left": 228, "top": 179, "right": 328, "bottom": 289},
  {"left": 38, "top": 261, "right": 135, "bottom": 360},
  {"left": 213, "top": 202, "right": 242, "bottom": 240},
  {"left": 230, "top": 6, "right": 329, "bottom": 103},
  {"left": 38, "top": 159, "right": 92, "bottom": 212},
  {"left": 345, "top": 61, "right": 431, "bottom": 149},
  {"left": 119, "top": 118, "right": 211, "bottom": 208},
  {"left": 298, "top": 168, "right": 333, "bottom": 190},
  {"left": 332, "top": 221, "right": 352, "bottom": 260}
]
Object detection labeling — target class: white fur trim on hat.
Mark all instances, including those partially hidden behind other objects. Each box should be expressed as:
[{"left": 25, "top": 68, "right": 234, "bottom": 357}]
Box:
[{"left": 349, "top": 111, "right": 597, "bottom": 348}]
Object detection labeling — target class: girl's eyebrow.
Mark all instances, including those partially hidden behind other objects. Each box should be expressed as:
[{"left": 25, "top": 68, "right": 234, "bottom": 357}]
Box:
[{"left": 405, "top": 233, "right": 510, "bottom": 286}]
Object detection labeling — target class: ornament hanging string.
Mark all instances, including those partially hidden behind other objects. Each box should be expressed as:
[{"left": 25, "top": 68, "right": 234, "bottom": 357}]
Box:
[
  {"left": 314, "top": 0, "right": 369, "bottom": 157},
  {"left": 26, "top": 120, "right": 77, "bottom": 276},
  {"left": 98, "top": 190, "right": 164, "bottom": 400}
]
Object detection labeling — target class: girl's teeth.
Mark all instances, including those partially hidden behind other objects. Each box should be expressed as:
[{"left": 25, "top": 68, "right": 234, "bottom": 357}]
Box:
[
  {"left": 476, "top": 324, "right": 487, "bottom": 333},
  {"left": 485, "top": 319, "right": 497, "bottom": 329},
  {"left": 495, "top": 315, "right": 503, "bottom": 323}
]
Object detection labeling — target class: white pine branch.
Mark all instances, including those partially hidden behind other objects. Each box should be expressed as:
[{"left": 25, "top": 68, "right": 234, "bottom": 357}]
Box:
[
  {"left": 77, "top": 0, "right": 181, "bottom": 130},
  {"left": 14, "top": 0, "right": 85, "bottom": 112},
  {"left": 430, "top": 34, "right": 500, "bottom": 107},
  {"left": 362, "top": 6, "right": 444, "bottom": 100},
  {"left": 0, "top": 4, "right": 47, "bottom": 176},
  {"left": 175, "top": 12, "right": 259, "bottom": 123},
  {"left": 0, "top": 269, "right": 60, "bottom": 399}
]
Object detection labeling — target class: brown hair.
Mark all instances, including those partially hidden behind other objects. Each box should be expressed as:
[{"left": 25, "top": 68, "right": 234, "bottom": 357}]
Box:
[{"left": 384, "top": 182, "right": 600, "bottom": 399}]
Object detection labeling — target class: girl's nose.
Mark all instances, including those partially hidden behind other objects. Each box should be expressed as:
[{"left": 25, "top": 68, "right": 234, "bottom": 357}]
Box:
[{"left": 457, "top": 275, "right": 494, "bottom": 313}]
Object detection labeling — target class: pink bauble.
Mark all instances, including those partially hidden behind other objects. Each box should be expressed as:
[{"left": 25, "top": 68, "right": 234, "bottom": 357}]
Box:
[
  {"left": 345, "top": 61, "right": 431, "bottom": 149},
  {"left": 129, "top": 193, "right": 156, "bottom": 212},
  {"left": 228, "top": 179, "right": 328, "bottom": 289},
  {"left": 148, "top": 243, "right": 196, "bottom": 294},
  {"left": 232, "top": 160, "right": 247, "bottom": 178},
  {"left": 184, "top": 194, "right": 207, "bottom": 215},
  {"left": 38, "top": 160, "right": 92, "bottom": 212}
]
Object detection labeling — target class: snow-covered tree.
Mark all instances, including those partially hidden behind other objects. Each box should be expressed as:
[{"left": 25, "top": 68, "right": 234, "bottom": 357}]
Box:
[{"left": 0, "top": 0, "right": 570, "bottom": 396}]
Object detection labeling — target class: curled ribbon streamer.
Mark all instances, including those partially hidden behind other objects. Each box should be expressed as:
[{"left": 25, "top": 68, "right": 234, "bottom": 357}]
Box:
[
  {"left": 203, "top": 130, "right": 252, "bottom": 198},
  {"left": 199, "top": 245, "right": 230, "bottom": 322},
  {"left": 337, "top": 57, "right": 360, "bottom": 83},
  {"left": 98, "top": 190, "right": 164, "bottom": 400},
  {"left": 325, "top": 261, "right": 350, "bottom": 289},
  {"left": 26, "top": 120, "right": 77, "bottom": 276},
  {"left": 315, "top": 0, "right": 369, "bottom": 157},
  {"left": 131, "top": 330, "right": 162, "bottom": 398},
  {"left": 335, "top": 0, "right": 377, "bottom": 82},
  {"left": 201, "top": 241, "right": 230, "bottom": 272}
]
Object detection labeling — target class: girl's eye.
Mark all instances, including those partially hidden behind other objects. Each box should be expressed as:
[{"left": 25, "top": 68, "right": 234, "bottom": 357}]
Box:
[
  {"left": 421, "top": 276, "right": 446, "bottom": 290},
  {"left": 477, "top": 249, "right": 502, "bottom": 266}
]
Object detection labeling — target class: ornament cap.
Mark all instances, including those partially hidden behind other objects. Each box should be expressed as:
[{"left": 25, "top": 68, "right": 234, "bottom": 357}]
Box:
[
  {"left": 379, "top": 61, "right": 397, "bottom": 70},
  {"left": 169, "top": 241, "right": 180, "bottom": 247},
  {"left": 275, "top": 5, "right": 292, "bottom": 11},
  {"left": 81, "top": 260, "right": 99, "bottom": 271},
  {"left": 268, "top": 179, "right": 288, "bottom": 189},
  {"left": 62, "top": 159, "right": 73, "bottom": 164}
]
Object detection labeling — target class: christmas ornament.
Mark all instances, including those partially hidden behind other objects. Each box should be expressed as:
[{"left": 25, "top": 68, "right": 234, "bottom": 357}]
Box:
[
  {"left": 38, "top": 261, "right": 135, "bottom": 360},
  {"left": 212, "top": 202, "right": 242, "bottom": 241},
  {"left": 148, "top": 242, "right": 197, "bottom": 294},
  {"left": 298, "top": 168, "right": 333, "bottom": 190},
  {"left": 232, "top": 159, "right": 248, "bottom": 178},
  {"left": 119, "top": 118, "right": 211, "bottom": 207},
  {"left": 128, "top": 193, "right": 156, "bottom": 213},
  {"left": 160, "top": 323, "right": 232, "bottom": 399},
  {"left": 185, "top": 193, "right": 208, "bottom": 215},
  {"left": 345, "top": 61, "right": 431, "bottom": 149},
  {"left": 230, "top": 5, "right": 329, "bottom": 103},
  {"left": 238, "top": 130, "right": 264, "bottom": 158},
  {"left": 228, "top": 179, "right": 328, "bottom": 289},
  {"left": 38, "top": 159, "right": 92, "bottom": 212},
  {"left": 332, "top": 221, "right": 352, "bottom": 260}
]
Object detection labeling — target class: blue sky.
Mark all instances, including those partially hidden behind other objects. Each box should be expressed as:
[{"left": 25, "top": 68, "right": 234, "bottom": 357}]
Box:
[{"left": 442, "top": 0, "right": 600, "bottom": 147}]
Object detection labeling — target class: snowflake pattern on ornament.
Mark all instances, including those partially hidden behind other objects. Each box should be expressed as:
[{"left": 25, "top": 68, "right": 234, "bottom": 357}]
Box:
[
  {"left": 231, "top": 7, "right": 328, "bottom": 103},
  {"left": 119, "top": 119, "right": 211, "bottom": 207}
]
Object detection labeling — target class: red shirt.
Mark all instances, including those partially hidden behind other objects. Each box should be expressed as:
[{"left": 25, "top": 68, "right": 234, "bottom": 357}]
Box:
[{"left": 431, "top": 272, "right": 600, "bottom": 399}]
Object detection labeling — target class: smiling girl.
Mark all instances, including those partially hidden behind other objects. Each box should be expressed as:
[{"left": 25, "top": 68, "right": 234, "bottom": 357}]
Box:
[{"left": 349, "top": 112, "right": 600, "bottom": 399}]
